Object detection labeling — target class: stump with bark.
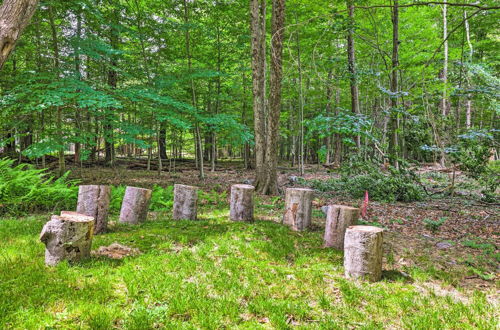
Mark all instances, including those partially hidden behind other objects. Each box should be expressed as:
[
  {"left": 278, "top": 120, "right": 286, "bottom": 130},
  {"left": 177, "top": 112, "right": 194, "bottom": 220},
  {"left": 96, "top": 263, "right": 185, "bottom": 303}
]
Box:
[
  {"left": 76, "top": 185, "right": 111, "bottom": 234},
  {"left": 344, "top": 225, "right": 384, "bottom": 282},
  {"left": 119, "top": 187, "right": 152, "bottom": 224},
  {"left": 40, "top": 211, "right": 95, "bottom": 266},
  {"left": 282, "top": 188, "right": 314, "bottom": 231},
  {"left": 230, "top": 184, "right": 254, "bottom": 222},
  {"left": 324, "top": 205, "right": 360, "bottom": 249},
  {"left": 173, "top": 184, "right": 198, "bottom": 220}
]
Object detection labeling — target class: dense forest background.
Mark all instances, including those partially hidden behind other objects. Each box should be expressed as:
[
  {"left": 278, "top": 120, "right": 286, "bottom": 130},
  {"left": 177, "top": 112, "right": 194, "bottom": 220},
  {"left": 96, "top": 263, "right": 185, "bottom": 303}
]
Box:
[{"left": 0, "top": 0, "right": 498, "bottom": 194}]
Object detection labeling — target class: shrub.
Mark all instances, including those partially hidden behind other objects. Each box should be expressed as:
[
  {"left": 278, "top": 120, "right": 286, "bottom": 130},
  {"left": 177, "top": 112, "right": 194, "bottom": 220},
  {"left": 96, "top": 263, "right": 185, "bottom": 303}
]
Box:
[
  {"left": 0, "top": 158, "right": 78, "bottom": 215},
  {"left": 423, "top": 217, "right": 447, "bottom": 232},
  {"left": 301, "top": 162, "right": 425, "bottom": 202},
  {"left": 109, "top": 185, "right": 174, "bottom": 214}
]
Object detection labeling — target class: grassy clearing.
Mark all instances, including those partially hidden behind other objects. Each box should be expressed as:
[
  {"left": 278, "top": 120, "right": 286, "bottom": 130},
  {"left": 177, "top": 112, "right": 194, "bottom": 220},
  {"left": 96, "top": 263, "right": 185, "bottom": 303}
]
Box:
[{"left": 0, "top": 206, "right": 498, "bottom": 329}]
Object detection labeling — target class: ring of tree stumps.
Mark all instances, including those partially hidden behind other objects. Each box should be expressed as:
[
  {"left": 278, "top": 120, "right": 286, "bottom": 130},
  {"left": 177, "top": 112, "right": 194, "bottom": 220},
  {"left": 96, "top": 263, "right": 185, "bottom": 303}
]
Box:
[{"left": 39, "top": 183, "right": 384, "bottom": 281}]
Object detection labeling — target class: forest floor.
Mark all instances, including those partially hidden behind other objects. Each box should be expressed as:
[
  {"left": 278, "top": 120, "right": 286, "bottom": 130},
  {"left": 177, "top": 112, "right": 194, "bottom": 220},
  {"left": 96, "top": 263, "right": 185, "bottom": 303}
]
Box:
[{"left": 0, "top": 160, "right": 498, "bottom": 328}]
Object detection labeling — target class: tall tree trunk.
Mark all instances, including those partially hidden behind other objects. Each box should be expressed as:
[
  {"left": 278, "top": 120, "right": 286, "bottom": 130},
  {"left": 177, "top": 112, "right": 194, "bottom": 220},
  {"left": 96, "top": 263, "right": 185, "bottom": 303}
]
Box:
[
  {"left": 464, "top": 9, "right": 473, "bottom": 129},
  {"left": 261, "top": 0, "right": 285, "bottom": 195},
  {"left": 183, "top": 0, "right": 204, "bottom": 179},
  {"left": 389, "top": 0, "right": 400, "bottom": 169},
  {"left": 48, "top": 5, "right": 65, "bottom": 176},
  {"left": 346, "top": 0, "right": 361, "bottom": 148},
  {"left": 105, "top": 9, "right": 119, "bottom": 167},
  {"left": 295, "top": 18, "right": 305, "bottom": 176},
  {"left": 250, "top": 0, "right": 267, "bottom": 188},
  {"left": 0, "top": 0, "right": 39, "bottom": 70}
]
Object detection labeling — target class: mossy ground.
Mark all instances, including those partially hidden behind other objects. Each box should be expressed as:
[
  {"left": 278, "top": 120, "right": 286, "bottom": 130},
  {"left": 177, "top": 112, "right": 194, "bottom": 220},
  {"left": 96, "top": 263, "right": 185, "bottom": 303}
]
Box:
[{"left": 0, "top": 201, "right": 497, "bottom": 329}]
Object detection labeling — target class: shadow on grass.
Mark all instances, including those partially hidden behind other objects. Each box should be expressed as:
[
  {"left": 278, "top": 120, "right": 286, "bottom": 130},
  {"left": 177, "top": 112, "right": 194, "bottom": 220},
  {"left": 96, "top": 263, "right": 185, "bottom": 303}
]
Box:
[{"left": 382, "top": 270, "right": 414, "bottom": 283}]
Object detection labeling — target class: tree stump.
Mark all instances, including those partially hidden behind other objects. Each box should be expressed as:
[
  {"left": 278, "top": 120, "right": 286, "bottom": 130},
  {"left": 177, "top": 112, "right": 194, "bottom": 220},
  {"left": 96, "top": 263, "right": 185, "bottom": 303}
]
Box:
[
  {"left": 173, "top": 184, "right": 198, "bottom": 220},
  {"left": 324, "top": 205, "right": 360, "bottom": 249},
  {"left": 40, "top": 212, "right": 95, "bottom": 266},
  {"left": 76, "top": 185, "right": 111, "bottom": 234},
  {"left": 230, "top": 184, "right": 254, "bottom": 221},
  {"left": 119, "top": 187, "right": 152, "bottom": 224},
  {"left": 282, "top": 188, "right": 314, "bottom": 231},
  {"left": 344, "top": 225, "right": 384, "bottom": 282}
]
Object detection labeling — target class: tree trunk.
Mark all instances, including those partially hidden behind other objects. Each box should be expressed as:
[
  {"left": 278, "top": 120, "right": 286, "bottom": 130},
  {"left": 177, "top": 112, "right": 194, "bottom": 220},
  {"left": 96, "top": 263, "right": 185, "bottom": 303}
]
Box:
[
  {"left": 77, "top": 185, "right": 111, "bottom": 235},
  {"left": 159, "top": 125, "right": 168, "bottom": 160},
  {"left": 119, "top": 187, "right": 152, "bottom": 224},
  {"left": 173, "top": 184, "right": 198, "bottom": 220},
  {"left": 282, "top": 188, "right": 314, "bottom": 231},
  {"left": 40, "top": 212, "right": 95, "bottom": 266},
  {"left": 344, "top": 225, "right": 384, "bottom": 282},
  {"left": 324, "top": 205, "right": 359, "bottom": 249},
  {"left": 389, "top": 0, "right": 400, "bottom": 169},
  {"left": 250, "top": 0, "right": 267, "bottom": 189},
  {"left": 105, "top": 9, "right": 119, "bottom": 167},
  {"left": 260, "top": 0, "right": 285, "bottom": 194},
  {"left": 230, "top": 184, "right": 255, "bottom": 222},
  {"left": 346, "top": 0, "right": 361, "bottom": 148},
  {"left": 0, "top": 0, "right": 39, "bottom": 70}
]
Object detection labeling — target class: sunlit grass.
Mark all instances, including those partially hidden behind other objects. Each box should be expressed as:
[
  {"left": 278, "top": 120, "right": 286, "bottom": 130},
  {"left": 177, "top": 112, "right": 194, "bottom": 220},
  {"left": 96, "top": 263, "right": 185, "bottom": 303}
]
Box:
[{"left": 0, "top": 208, "right": 497, "bottom": 329}]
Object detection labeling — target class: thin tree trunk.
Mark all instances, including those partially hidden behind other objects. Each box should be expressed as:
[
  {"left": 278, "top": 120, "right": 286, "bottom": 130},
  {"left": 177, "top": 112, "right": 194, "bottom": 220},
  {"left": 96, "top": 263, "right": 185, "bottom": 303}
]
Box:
[
  {"left": 389, "top": 0, "right": 400, "bottom": 169},
  {"left": 346, "top": 0, "right": 361, "bottom": 148},
  {"left": 296, "top": 19, "right": 305, "bottom": 177}
]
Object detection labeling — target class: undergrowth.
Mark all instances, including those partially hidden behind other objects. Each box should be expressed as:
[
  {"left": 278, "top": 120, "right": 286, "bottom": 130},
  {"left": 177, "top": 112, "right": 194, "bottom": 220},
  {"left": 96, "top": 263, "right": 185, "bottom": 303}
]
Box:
[
  {"left": 301, "top": 161, "right": 425, "bottom": 202},
  {"left": 0, "top": 158, "right": 78, "bottom": 215}
]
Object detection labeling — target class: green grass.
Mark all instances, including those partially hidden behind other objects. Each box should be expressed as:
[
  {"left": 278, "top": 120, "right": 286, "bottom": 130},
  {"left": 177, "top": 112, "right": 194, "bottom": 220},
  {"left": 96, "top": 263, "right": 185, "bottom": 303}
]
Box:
[{"left": 0, "top": 210, "right": 497, "bottom": 329}]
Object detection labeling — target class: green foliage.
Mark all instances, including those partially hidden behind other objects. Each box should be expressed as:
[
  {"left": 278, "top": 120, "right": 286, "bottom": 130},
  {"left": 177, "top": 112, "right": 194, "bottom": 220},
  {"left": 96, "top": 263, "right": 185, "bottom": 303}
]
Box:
[
  {"left": 301, "top": 161, "right": 424, "bottom": 202},
  {"left": 0, "top": 158, "right": 78, "bottom": 215},
  {"left": 423, "top": 217, "right": 447, "bottom": 233},
  {"left": 449, "top": 130, "right": 499, "bottom": 201}
]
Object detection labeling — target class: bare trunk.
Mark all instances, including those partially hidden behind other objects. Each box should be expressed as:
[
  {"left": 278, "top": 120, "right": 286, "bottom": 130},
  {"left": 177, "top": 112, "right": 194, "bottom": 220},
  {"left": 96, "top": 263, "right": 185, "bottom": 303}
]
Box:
[
  {"left": 230, "top": 184, "right": 254, "bottom": 222},
  {"left": 0, "top": 0, "right": 39, "bottom": 69},
  {"left": 344, "top": 225, "right": 384, "bottom": 282},
  {"left": 389, "top": 0, "right": 400, "bottom": 169},
  {"left": 283, "top": 188, "right": 313, "bottom": 231},
  {"left": 173, "top": 184, "right": 198, "bottom": 220},
  {"left": 346, "top": 0, "right": 361, "bottom": 148},
  {"left": 119, "top": 187, "right": 152, "bottom": 225},
  {"left": 250, "top": 0, "right": 267, "bottom": 188}
]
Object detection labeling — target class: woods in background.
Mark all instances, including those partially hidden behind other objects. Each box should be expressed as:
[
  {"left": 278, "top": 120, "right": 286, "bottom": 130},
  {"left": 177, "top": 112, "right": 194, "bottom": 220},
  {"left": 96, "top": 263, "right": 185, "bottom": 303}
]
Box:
[{"left": 0, "top": 0, "right": 498, "bottom": 194}]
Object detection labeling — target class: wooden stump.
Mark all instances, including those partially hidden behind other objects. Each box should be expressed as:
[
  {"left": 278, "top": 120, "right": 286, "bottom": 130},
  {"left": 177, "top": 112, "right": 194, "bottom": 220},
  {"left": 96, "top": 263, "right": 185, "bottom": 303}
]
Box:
[
  {"left": 344, "top": 225, "right": 384, "bottom": 282},
  {"left": 324, "top": 205, "right": 360, "bottom": 249},
  {"left": 40, "top": 212, "right": 95, "bottom": 266},
  {"left": 282, "top": 188, "right": 314, "bottom": 231},
  {"left": 230, "top": 184, "right": 254, "bottom": 222},
  {"left": 173, "top": 184, "right": 198, "bottom": 220},
  {"left": 76, "top": 185, "right": 111, "bottom": 234},
  {"left": 119, "top": 186, "right": 152, "bottom": 224}
]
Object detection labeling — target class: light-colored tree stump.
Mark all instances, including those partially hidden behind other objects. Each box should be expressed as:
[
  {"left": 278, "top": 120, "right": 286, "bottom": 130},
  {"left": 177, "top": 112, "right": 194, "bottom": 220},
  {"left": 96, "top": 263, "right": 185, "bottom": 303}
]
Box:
[
  {"left": 344, "top": 225, "right": 384, "bottom": 282},
  {"left": 40, "top": 212, "right": 95, "bottom": 266},
  {"left": 119, "top": 186, "right": 152, "bottom": 224},
  {"left": 324, "top": 205, "right": 360, "bottom": 249},
  {"left": 173, "top": 184, "right": 198, "bottom": 220},
  {"left": 282, "top": 188, "right": 314, "bottom": 231},
  {"left": 230, "top": 184, "right": 254, "bottom": 221},
  {"left": 76, "top": 185, "right": 111, "bottom": 234}
]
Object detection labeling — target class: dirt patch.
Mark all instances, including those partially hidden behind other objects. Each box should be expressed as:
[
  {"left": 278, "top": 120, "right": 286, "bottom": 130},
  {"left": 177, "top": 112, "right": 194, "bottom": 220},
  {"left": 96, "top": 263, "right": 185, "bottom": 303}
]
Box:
[{"left": 93, "top": 243, "right": 141, "bottom": 259}]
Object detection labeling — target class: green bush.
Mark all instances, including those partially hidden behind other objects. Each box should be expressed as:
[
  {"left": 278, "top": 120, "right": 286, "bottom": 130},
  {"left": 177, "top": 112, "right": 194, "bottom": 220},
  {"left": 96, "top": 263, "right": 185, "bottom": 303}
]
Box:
[
  {"left": 302, "top": 162, "right": 424, "bottom": 202},
  {"left": 109, "top": 185, "right": 174, "bottom": 214},
  {"left": 0, "top": 158, "right": 78, "bottom": 215},
  {"left": 423, "top": 217, "right": 447, "bottom": 232}
]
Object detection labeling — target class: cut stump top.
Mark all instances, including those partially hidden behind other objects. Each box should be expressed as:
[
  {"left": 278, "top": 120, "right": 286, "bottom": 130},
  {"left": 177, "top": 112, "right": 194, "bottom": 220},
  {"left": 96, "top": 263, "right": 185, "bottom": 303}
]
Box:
[
  {"left": 232, "top": 184, "right": 255, "bottom": 190},
  {"left": 347, "top": 225, "right": 384, "bottom": 233},
  {"left": 57, "top": 211, "right": 94, "bottom": 223}
]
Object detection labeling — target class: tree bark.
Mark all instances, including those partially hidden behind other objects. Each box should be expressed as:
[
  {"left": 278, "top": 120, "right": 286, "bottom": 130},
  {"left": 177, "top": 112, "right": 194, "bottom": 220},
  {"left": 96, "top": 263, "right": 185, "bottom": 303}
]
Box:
[
  {"left": 77, "top": 185, "right": 111, "bottom": 235},
  {"left": 282, "top": 188, "right": 314, "bottom": 231},
  {"left": 346, "top": 0, "right": 361, "bottom": 148},
  {"left": 173, "top": 184, "right": 198, "bottom": 220},
  {"left": 389, "top": 0, "right": 400, "bottom": 169},
  {"left": 40, "top": 212, "right": 94, "bottom": 266},
  {"left": 230, "top": 184, "right": 254, "bottom": 222},
  {"left": 250, "top": 0, "right": 267, "bottom": 190},
  {"left": 119, "top": 187, "right": 152, "bottom": 224},
  {"left": 0, "top": 0, "right": 39, "bottom": 70},
  {"left": 260, "top": 0, "right": 286, "bottom": 194},
  {"left": 324, "top": 205, "right": 360, "bottom": 249},
  {"left": 344, "top": 225, "right": 384, "bottom": 282}
]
